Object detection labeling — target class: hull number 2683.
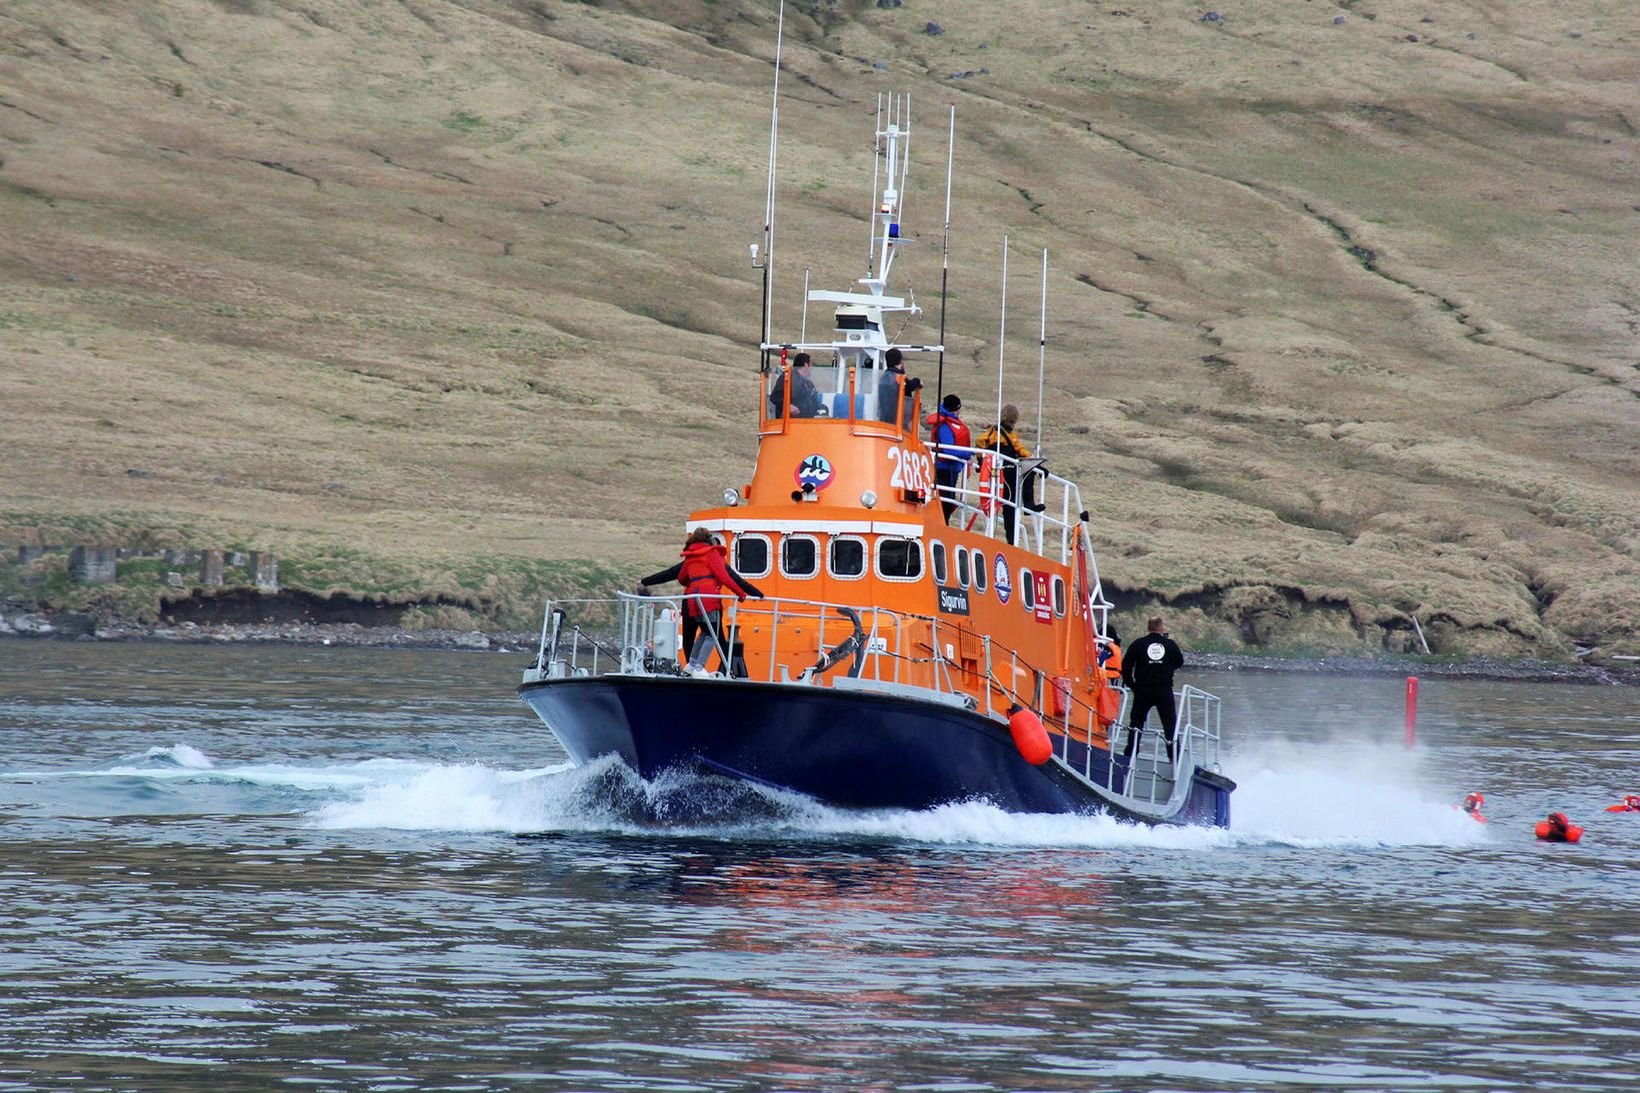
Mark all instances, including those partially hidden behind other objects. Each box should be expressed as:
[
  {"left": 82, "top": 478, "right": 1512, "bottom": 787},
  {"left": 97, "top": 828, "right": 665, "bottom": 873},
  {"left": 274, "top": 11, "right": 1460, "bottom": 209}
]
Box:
[{"left": 887, "top": 446, "right": 934, "bottom": 496}]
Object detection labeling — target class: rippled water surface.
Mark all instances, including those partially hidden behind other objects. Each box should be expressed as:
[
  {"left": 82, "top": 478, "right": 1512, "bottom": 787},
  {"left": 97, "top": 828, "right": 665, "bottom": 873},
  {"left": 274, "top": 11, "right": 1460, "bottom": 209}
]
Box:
[{"left": 3, "top": 641, "right": 1638, "bottom": 1091}]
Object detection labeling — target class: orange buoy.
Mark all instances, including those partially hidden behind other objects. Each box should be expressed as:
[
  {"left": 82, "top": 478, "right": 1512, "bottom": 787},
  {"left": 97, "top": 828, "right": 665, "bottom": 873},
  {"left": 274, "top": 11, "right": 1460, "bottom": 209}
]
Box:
[
  {"left": 1008, "top": 704, "right": 1052, "bottom": 766},
  {"left": 1534, "top": 812, "right": 1584, "bottom": 843},
  {"left": 1604, "top": 794, "right": 1640, "bottom": 813},
  {"left": 1461, "top": 792, "right": 1487, "bottom": 823}
]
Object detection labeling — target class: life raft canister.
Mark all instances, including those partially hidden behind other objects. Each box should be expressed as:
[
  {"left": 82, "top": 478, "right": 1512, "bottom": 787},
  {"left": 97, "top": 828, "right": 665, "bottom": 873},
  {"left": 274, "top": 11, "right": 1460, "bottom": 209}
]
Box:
[
  {"left": 1604, "top": 794, "right": 1640, "bottom": 813},
  {"left": 1008, "top": 704, "right": 1052, "bottom": 765},
  {"left": 1094, "top": 682, "right": 1120, "bottom": 729},
  {"left": 1462, "top": 792, "right": 1487, "bottom": 823},
  {"left": 1051, "top": 675, "right": 1072, "bottom": 717},
  {"left": 1534, "top": 811, "right": 1584, "bottom": 843}
]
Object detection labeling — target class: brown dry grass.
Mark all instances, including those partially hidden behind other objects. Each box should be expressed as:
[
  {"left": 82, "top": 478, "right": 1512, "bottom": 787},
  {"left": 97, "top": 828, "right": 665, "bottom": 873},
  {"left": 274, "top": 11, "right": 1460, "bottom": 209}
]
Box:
[{"left": 1, "top": 0, "right": 1636, "bottom": 656}]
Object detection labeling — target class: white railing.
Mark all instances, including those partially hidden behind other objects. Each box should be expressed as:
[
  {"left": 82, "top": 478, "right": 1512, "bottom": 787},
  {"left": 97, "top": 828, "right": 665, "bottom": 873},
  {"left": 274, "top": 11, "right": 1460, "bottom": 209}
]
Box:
[
  {"left": 928, "top": 442, "right": 1086, "bottom": 562},
  {"left": 523, "top": 596, "right": 1225, "bottom": 797}
]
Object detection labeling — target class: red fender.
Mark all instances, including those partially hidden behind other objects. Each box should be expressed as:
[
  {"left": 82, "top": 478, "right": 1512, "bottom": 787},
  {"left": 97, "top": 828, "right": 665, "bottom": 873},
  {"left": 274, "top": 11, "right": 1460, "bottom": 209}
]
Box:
[{"left": 1008, "top": 705, "right": 1052, "bottom": 766}]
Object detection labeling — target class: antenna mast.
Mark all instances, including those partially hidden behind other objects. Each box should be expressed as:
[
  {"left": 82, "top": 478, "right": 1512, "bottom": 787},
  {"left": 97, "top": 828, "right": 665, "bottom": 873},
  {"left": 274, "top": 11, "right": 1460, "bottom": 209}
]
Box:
[
  {"left": 935, "top": 105, "right": 954, "bottom": 418},
  {"left": 1036, "top": 248, "right": 1047, "bottom": 457},
  {"left": 868, "top": 93, "right": 911, "bottom": 292},
  {"left": 994, "top": 235, "right": 1009, "bottom": 440},
  {"left": 757, "top": 2, "right": 786, "bottom": 370}
]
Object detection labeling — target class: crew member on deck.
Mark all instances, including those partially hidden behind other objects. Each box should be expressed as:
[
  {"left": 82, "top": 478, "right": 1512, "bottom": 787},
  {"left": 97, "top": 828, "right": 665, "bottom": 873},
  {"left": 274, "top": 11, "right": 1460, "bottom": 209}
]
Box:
[
  {"left": 928, "top": 394, "right": 970, "bottom": 524},
  {"left": 877, "top": 348, "right": 921, "bottom": 425},
  {"left": 640, "top": 529, "right": 765, "bottom": 676},
  {"left": 1098, "top": 628, "right": 1123, "bottom": 683},
  {"left": 768, "top": 352, "right": 823, "bottom": 419},
  {"left": 974, "top": 403, "right": 1038, "bottom": 545},
  {"left": 1121, "top": 615, "right": 1186, "bottom": 763}
]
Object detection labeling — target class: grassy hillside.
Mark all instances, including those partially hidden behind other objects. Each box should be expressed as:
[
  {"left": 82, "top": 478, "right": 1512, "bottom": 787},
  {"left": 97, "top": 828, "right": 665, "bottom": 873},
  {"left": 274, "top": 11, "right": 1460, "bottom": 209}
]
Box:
[{"left": 1, "top": 0, "right": 1636, "bottom": 658}]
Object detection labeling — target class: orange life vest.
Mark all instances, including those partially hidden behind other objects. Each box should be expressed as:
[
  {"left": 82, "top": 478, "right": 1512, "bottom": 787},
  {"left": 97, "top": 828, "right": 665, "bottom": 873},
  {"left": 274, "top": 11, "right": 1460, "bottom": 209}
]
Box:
[{"left": 676, "top": 542, "right": 747, "bottom": 617}]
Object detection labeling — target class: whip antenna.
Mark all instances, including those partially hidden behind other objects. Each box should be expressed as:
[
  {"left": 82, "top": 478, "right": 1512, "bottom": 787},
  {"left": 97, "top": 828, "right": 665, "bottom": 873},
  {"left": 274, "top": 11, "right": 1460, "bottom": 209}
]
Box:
[
  {"left": 935, "top": 104, "right": 954, "bottom": 416},
  {"left": 994, "top": 235, "right": 1008, "bottom": 441},
  {"left": 1036, "top": 248, "right": 1047, "bottom": 457},
  {"left": 758, "top": 1, "right": 786, "bottom": 370}
]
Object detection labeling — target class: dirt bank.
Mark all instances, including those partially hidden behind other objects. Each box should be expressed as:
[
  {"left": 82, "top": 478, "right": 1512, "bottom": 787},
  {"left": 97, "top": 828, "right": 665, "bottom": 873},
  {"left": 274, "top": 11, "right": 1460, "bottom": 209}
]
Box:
[{"left": 5, "top": 616, "right": 1635, "bottom": 687}]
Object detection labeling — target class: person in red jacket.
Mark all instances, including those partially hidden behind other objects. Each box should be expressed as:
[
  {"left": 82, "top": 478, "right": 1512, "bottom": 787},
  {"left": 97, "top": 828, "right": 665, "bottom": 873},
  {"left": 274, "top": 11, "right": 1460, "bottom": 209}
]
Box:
[{"left": 640, "top": 528, "right": 763, "bottom": 675}]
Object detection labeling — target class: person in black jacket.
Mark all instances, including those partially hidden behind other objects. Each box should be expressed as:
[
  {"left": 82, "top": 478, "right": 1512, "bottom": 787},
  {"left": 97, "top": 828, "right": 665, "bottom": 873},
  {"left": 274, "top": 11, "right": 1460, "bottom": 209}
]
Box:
[
  {"left": 1120, "top": 615, "right": 1185, "bottom": 761},
  {"left": 768, "top": 353, "right": 823, "bottom": 418}
]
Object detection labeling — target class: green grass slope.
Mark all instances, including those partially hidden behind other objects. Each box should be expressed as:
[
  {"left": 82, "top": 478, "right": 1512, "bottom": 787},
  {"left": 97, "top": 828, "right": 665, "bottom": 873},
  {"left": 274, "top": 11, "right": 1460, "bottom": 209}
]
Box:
[{"left": 1, "top": 0, "right": 1635, "bottom": 658}]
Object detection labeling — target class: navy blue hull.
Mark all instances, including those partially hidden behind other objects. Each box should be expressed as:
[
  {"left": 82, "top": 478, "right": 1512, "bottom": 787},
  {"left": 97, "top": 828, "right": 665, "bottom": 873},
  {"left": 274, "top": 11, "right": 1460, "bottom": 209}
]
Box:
[{"left": 519, "top": 676, "right": 1233, "bottom": 827}]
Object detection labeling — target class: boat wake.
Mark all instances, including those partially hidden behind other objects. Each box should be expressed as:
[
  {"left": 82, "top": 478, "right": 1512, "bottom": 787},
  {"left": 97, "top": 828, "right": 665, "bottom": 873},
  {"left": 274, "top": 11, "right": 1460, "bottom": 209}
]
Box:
[{"left": 5, "top": 741, "right": 1487, "bottom": 850}]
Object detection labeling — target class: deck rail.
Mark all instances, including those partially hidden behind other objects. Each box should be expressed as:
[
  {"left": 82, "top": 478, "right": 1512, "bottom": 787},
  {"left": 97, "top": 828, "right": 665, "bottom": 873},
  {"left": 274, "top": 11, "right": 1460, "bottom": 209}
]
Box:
[{"left": 523, "top": 595, "right": 1225, "bottom": 785}]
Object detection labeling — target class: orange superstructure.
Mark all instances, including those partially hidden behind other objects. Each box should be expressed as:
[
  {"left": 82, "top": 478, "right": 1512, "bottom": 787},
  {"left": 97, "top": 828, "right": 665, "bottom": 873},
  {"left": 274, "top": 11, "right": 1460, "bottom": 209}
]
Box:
[{"left": 680, "top": 351, "right": 1122, "bottom": 757}]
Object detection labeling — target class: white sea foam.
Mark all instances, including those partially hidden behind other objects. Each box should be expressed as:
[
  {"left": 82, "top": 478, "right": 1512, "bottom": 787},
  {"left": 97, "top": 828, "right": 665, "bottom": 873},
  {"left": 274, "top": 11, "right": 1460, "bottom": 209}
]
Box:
[
  {"left": 6, "top": 735, "right": 1486, "bottom": 849},
  {"left": 1226, "top": 739, "right": 1489, "bottom": 848},
  {"left": 311, "top": 761, "right": 574, "bottom": 832},
  {"left": 138, "top": 743, "right": 215, "bottom": 769}
]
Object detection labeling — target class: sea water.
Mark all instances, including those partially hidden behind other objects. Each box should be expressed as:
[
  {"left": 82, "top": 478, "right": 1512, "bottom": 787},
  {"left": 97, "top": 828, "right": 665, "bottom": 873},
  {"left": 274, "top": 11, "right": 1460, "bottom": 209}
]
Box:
[{"left": 2, "top": 642, "right": 1637, "bottom": 1091}]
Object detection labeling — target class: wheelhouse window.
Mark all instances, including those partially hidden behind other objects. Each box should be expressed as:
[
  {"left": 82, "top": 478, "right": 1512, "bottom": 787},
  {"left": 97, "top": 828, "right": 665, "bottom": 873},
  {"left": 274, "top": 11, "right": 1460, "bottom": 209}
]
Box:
[
  {"left": 781, "top": 534, "right": 819, "bottom": 578},
  {"left": 955, "top": 546, "right": 971, "bottom": 589},
  {"left": 828, "top": 536, "right": 867, "bottom": 580},
  {"left": 876, "top": 537, "right": 923, "bottom": 581},
  {"left": 1052, "top": 575, "right": 1067, "bottom": 617},
  {"left": 732, "top": 533, "right": 772, "bottom": 579},
  {"left": 764, "top": 363, "right": 844, "bottom": 421},
  {"left": 973, "top": 551, "right": 988, "bottom": 594},
  {"left": 930, "top": 541, "right": 948, "bottom": 585},
  {"left": 1020, "top": 568, "right": 1036, "bottom": 611}
]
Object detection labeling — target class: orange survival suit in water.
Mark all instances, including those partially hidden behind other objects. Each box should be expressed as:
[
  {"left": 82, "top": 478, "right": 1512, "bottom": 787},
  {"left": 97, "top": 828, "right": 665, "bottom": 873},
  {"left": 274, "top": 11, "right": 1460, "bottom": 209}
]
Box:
[{"left": 1535, "top": 812, "right": 1583, "bottom": 842}]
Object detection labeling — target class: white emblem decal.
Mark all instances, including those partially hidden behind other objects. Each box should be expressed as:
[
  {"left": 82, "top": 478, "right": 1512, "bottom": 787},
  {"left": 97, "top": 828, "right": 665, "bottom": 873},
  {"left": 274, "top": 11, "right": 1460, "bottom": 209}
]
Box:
[{"left": 795, "top": 454, "right": 835, "bottom": 491}]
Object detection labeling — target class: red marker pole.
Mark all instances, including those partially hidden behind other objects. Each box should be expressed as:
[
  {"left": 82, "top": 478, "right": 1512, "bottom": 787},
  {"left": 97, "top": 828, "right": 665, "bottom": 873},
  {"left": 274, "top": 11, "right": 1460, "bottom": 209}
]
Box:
[{"left": 1404, "top": 676, "right": 1419, "bottom": 748}]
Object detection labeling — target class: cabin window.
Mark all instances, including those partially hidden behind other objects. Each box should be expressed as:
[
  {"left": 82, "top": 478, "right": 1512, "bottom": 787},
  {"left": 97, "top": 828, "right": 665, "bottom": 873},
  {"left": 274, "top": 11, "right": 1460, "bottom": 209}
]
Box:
[
  {"left": 973, "top": 551, "right": 988, "bottom": 595},
  {"left": 732, "top": 533, "right": 772, "bottom": 579},
  {"left": 828, "top": 536, "right": 867, "bottom": 580},
  {"left": 876, "top": 537, "right": 922, "bottom": 581},
  {"left": 781, "top": 534, "right": 819, "bottom": 578},
  {"left": 1052, "top": 575, "right": 1067, "bottom": 617},
  {"left": 955, "top": 546, "right": 971, "bottom": 589},
  {"left": 1020, "top": 568, "right": 1035, "bottom": 611},
  {"left": 930, "top": 541, "right": 948, "bottom": 585}
]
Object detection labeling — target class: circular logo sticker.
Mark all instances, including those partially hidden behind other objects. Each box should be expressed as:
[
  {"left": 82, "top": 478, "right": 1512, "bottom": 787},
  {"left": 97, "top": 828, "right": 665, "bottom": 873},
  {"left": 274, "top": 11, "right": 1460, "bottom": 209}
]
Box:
[
  {"left": 795, "top": 454, "right": 835, "bottom": 491},
  {"left": 993, "top": 554, "right": 1012, "bottom": 604}
]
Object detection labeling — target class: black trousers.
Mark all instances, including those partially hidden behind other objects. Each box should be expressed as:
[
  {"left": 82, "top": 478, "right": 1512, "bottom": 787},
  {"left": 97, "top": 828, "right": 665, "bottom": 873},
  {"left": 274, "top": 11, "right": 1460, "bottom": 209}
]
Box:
[
  {"left": 681, "top": 610, "right": 726, "bottom": 669},
  {"left": 1000, "top": 466, "right": 1020, "bottom": 543},
  {"left": 1125, "top": 689, "right": 1178, "bottom": 759},
  {"left": 936, "top": 465, "right": 960, "bottom": 523},
  {"left": 999, "top": 466, "right": 1039, "bottom": 544}
]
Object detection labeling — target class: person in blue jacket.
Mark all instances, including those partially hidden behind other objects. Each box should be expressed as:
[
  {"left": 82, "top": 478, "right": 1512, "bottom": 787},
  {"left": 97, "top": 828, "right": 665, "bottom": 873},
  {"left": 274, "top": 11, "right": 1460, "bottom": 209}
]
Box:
[{"left": 927, "top": 394, "right": 970, "bottom": 524}]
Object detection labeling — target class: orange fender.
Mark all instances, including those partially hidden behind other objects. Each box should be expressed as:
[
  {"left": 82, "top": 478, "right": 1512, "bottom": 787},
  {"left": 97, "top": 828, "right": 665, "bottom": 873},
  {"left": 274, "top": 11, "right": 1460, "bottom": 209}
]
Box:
[{"left": 1008, "top": 705, "right": 1052, "bottom": 765}]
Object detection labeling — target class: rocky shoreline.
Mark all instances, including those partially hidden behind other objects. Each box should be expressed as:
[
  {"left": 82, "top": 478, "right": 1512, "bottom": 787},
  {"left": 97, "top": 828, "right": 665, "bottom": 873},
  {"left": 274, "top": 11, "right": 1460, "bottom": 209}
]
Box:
[{"left": 5, "top": 610, "right": 1637, "bottom": 686}]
